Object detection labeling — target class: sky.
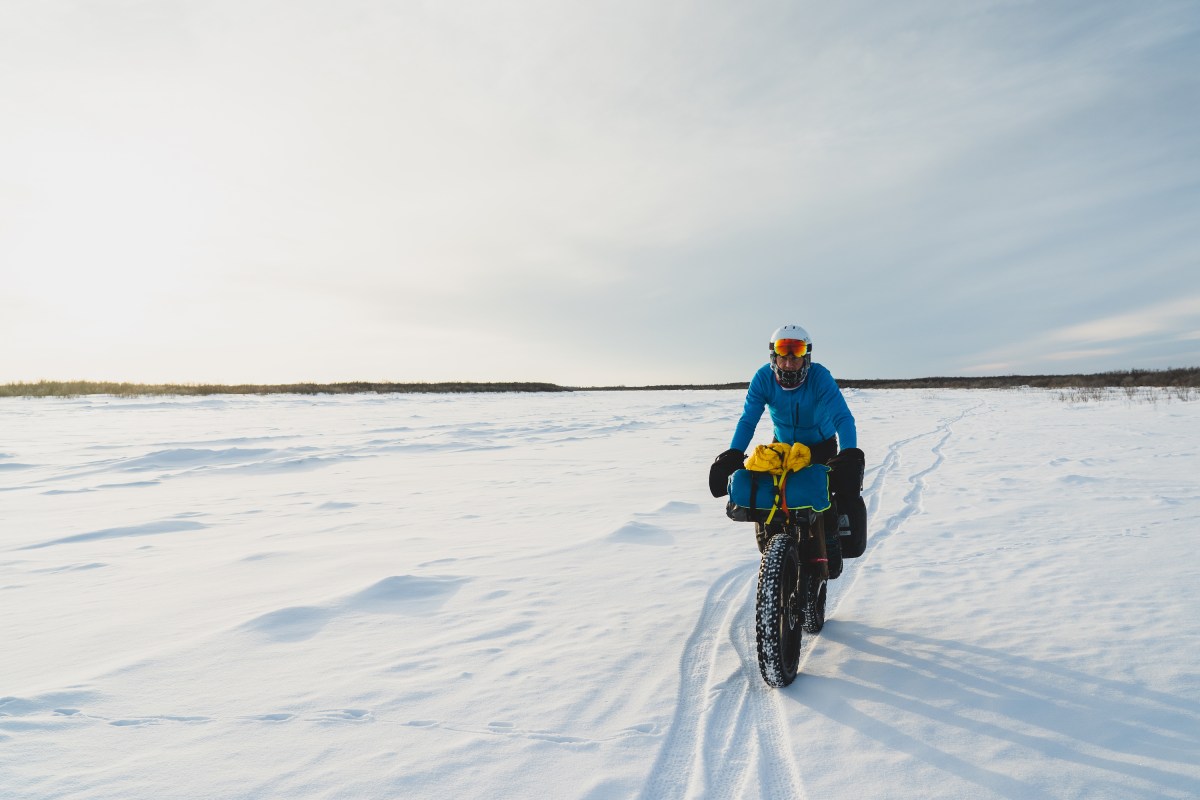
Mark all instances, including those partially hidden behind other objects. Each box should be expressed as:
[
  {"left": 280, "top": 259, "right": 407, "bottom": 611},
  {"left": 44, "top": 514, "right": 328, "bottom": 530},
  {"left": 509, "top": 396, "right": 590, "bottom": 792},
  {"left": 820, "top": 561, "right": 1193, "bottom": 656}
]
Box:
[{"left": 1, "top": 0, "right": 1198, "bottom": 386}]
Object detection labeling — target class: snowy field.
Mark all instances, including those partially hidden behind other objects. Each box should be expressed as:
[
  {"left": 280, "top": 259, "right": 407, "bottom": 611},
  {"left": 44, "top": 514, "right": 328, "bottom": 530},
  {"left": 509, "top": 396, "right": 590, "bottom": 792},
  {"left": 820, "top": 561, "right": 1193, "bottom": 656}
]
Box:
[{"left": 2, "top": 388, "right": 1199, "bottom": 800}]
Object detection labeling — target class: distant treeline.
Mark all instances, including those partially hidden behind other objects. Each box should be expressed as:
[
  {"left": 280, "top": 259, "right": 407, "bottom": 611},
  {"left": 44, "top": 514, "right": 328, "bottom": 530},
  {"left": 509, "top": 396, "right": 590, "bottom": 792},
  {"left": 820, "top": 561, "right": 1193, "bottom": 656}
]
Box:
[
  {"left": 2, "top": 368, "right": 1198, "bottom": 397},
  {"left": 582, "top": 367, "right": 1200, "bottom": 391},
  {"left": 840, "top": 367, "right": 1200, "bottom": 393},
  {"left": 0, "top": 380, "right": 568, "bottom": 398},
  {"left": 837, "top": 366, "right": 1200, "bottom": 390}
]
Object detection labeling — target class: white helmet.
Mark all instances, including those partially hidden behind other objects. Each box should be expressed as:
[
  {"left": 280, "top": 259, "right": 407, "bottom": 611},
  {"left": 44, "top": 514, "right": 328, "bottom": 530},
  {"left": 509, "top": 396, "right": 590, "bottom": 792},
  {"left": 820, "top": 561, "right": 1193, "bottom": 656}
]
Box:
[{"left": 768, "top": 324, "right": 812, "bottom": 389}]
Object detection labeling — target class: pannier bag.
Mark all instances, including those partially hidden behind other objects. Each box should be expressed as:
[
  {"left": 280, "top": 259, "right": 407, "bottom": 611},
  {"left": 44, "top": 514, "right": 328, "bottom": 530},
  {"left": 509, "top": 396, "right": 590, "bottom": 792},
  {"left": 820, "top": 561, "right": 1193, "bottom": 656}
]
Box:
[
  {"left": 726, "top": 465, "right": 832, "bottom": 523},
  {"left": 827, "top": 447, "right": 865, "bottom": 497}
]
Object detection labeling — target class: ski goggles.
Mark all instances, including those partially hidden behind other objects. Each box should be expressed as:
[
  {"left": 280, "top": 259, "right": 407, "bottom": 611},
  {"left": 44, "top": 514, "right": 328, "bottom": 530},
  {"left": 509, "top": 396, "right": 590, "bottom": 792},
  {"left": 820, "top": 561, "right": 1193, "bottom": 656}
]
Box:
[{"left": 772, "top": 339, "right": 809, "bottom": 358}]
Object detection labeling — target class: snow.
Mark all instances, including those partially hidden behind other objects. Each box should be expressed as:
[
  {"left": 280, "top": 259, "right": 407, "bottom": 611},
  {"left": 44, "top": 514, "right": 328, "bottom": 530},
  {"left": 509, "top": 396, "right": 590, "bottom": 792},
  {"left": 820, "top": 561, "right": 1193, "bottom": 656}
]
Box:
[{"left": 2, "top": 389, "right": 1199, "bottom": 799}]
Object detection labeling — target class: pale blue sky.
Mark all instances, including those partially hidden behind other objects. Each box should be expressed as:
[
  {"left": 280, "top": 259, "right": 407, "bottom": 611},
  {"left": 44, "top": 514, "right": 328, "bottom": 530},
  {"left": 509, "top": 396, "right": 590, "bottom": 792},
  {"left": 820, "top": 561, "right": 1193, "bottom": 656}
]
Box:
[{"left": 2, "top": 0, "right": 1197, "bottom": 385}]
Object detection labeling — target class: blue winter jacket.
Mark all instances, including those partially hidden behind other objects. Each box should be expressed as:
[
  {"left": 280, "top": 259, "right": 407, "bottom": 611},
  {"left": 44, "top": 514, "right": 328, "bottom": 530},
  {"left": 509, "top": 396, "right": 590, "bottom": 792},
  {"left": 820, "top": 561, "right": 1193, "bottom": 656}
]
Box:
[{"left": 730, "top": 363, "right": 857, "bottom": 453}]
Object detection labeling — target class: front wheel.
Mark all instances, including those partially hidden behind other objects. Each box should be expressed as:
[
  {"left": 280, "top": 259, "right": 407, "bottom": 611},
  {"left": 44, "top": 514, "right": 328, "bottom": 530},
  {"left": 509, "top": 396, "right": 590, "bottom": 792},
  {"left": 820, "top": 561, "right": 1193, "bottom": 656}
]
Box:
[{"left": 756, "top": 533, "right": 802, "bottom": 687}]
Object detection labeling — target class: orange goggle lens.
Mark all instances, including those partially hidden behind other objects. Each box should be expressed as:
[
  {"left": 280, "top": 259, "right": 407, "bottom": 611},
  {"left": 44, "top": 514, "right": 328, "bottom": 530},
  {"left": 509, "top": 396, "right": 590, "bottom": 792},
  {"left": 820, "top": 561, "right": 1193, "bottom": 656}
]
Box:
[{"left": 772, "top": 339, "right": 809, "bottom": 358}]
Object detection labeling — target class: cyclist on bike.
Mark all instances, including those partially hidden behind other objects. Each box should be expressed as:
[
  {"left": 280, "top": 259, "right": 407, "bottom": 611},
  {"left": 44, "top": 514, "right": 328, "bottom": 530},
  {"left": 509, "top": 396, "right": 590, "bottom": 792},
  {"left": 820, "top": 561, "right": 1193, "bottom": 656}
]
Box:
[{"left": 709, "top": 324, "right": 864, "bottom": 499}]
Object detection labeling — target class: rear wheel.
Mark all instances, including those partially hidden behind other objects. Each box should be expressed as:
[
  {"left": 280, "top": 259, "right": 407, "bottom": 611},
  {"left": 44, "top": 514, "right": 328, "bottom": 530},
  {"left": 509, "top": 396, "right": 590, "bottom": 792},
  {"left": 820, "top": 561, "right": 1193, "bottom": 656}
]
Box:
[
  {"left": 824, "top": 516, "right": 843, "bottom": 580},
  {"left": 802, "top": 570, "right": 827, "bottom": 633},
  {"left": 756, "top": 533, "right": 802, "bottom": 687}
]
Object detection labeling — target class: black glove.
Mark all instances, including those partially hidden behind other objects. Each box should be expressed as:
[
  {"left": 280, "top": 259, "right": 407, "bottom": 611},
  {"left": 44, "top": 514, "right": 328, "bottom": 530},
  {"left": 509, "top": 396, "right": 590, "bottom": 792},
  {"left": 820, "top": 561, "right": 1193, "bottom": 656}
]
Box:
[
  {"left": 708, "top": 448, "right": 745, "bottom": 498},
  {"left": 827, "top": 447, "right": 865, "bottom": 497}
]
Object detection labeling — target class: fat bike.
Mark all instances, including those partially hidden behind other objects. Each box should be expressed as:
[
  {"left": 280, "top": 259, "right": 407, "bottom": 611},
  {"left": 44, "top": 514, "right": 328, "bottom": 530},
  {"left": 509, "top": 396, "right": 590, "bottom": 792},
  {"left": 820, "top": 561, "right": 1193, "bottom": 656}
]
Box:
[
  {"left": 720, "top": 457, "right": 868, "bottom": 688},
  {"left": 753, "top": 508, "right": 837, "bottom": 687}
]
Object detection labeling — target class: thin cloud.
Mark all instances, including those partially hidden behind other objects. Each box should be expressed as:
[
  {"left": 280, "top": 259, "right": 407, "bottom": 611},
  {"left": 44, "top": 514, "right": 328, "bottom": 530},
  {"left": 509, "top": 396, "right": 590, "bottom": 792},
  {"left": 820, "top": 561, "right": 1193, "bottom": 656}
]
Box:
[
  {"left": 962, "top": 362, "right": 1017, "bottom": 374},
  {"left": 962, "top": 294, "right": 1200, "bottom": 375},
  {"left": 1042, "top": 348, "right": 1126, "bottom": 362},
  {"left": 1, "top": 1, "right": 1197, "bottom": 382},
  {"left": 1044, "top": 295, "right": 1200, "bottom": 345}
]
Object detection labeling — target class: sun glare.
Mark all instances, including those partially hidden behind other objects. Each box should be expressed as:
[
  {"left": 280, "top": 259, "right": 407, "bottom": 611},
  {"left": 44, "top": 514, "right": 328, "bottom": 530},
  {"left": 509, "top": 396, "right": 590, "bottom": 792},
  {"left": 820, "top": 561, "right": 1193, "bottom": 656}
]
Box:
[{"left": 14, "top": 130, "right": 219, "bottom": 336}]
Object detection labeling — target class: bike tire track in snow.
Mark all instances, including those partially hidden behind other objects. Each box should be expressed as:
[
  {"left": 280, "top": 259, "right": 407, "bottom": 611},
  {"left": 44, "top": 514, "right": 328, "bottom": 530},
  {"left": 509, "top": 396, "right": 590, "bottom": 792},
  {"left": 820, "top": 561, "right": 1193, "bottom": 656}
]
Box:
[
  {"left": 727, "top": 586, "right": 807, "bottom": 799},
  {"left": 637, "top": 561, "right": 805, "bottom": 800},
  {"left": 641, "top": 397, "right": 986, "bottom": 798},
  {"left": 636, "top": 563, "right": 751, "bottom": 800},
  {"left": 823, "top": 399, "right": 986, "bottom": 626}
]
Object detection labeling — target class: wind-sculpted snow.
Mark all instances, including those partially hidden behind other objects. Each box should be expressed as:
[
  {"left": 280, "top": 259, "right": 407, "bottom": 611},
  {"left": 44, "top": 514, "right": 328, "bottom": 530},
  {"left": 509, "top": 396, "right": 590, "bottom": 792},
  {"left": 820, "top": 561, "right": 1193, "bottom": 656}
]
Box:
[
  {"left": 2, "top": 390, "right": 1199, "bottom": 799},
  {"left": 241, "top": 572, "right": 472, "bottom": 645},
  {"left": 20, "top": 517, "right": 208, "bottom": 550},
  {"left": 607, "top": 521, "right": 675, "bottom": 545}
]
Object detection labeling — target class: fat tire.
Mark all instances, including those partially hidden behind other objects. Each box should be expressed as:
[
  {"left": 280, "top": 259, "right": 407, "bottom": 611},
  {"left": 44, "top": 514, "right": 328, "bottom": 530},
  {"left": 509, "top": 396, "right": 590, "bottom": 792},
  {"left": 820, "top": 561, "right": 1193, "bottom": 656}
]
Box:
[
  {"left": 802, "top": 571, "right": 827, "bottom": 634},
  {"left": 841, "top": 495, "right": 868, "bottom": 559},
  {"left": 756, "top": 533, "right": 802, "bottom": 687}
]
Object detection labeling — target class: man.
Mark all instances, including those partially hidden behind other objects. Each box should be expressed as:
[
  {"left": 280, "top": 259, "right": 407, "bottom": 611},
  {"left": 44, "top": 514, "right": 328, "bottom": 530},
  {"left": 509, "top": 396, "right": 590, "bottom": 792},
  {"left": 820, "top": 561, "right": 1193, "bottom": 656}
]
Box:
[
  {"left": 729, "top": 323, "right": 856, "bottom": 465},
  {"left": 709, "top": 325, "right": 866, "bottom": 555}
]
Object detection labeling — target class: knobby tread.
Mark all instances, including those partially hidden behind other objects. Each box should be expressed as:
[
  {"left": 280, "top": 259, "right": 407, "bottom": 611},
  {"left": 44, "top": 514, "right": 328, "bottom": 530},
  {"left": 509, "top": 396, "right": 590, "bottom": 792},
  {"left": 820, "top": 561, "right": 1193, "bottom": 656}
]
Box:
[
  {"left": 802, "top": 572, "right": 826, "bottom": 634},
  {"left": 825, "top": 517, "right": 843, "bottom": 579},
  {"left": 755, "top": 533, "right": 801, "bottom": 687}
]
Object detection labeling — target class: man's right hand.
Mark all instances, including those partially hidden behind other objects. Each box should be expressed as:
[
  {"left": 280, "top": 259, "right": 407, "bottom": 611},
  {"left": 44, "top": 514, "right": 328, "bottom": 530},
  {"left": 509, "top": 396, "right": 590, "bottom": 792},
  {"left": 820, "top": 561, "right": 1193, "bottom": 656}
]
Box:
[{"left": 708, "top": 448, "right": 745, "bottom": 498}]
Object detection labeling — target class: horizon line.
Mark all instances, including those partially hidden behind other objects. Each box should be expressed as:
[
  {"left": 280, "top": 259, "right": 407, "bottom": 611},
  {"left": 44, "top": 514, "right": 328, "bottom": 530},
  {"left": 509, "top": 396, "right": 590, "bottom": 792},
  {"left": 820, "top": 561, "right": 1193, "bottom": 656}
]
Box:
[{"left": 2, "top": 367, "right": 1199, "bottom": 397}]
